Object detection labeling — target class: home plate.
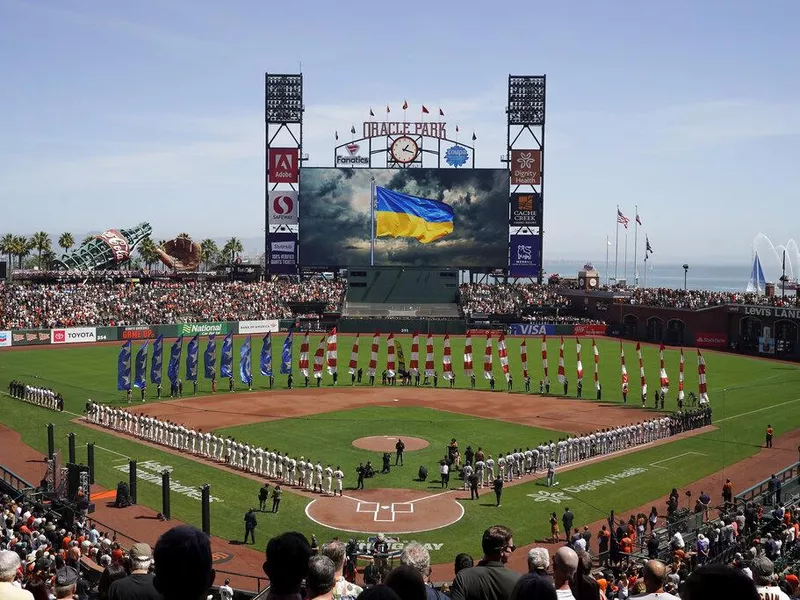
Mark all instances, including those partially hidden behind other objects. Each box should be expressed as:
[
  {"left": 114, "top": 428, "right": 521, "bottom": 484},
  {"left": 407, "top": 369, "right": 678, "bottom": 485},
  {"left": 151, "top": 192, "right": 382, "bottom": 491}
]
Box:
[
  {"left": 393, "top": 399, "right": 399, "bottom": 402},
  {"left": 381, "top": 505, "right": 390, "bottom": 509}
]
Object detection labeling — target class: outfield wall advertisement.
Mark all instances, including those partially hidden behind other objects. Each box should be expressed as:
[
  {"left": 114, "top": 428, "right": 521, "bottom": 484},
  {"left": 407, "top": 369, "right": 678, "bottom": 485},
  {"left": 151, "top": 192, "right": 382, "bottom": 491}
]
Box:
[
  {"left": 508, "top": 323, "right": 608, "bottom": 336},
  {"left": 51, "top": 327, "right": 97, "bottom": 344},
  {"left": 238, "top": 320, "right": 279, "bottom": 334},
  {"left": 0, "top": 331, "right": 11, "bottom": 348},
  {"left": 10, "top": 329, "right": 51, "bottom": 346}
]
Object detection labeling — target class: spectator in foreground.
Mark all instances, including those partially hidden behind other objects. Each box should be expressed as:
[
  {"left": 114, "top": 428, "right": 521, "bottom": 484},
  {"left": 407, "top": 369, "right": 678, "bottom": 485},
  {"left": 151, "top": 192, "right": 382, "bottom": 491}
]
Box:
[
  {"left": 520, "top": 547, "right": 553, "bottom": 588},
  {"left": 569, "top": 550, "right": 599, "bottom": 600},
  {"left": 108, "top": 543, "right": 160, "bottom": 600},
  {"left": 552, "top": 547, "right": 579, "bottom": 600},
  {"left": 631, "top": 560, "right": 678, "bottom": 600},
  {"left": 449, "top": 525, "right": 520, "bottom": 600},
  {"left": 510, "top": 576, "right": 556, "bottom": 600},
  {"left": 453, "top": 554, "right": 474, "bottom": 578},
  {"left": 321, "top": 540, "right": 363, "bottom": 599},
  {"left": 0, "top": 550, "right": 34, "bottom": 600},
  {"left": 752, "top": 557, "right": 791, "bottom": 600},
  {"left": 679, "top": 564, "right": 759, "bottom": 600},
  {"left": 54, "top": 566, "right": 80, "bottom": 600},
  {"left": 384, "top": 566, "right": 426, "bottom": 600},
  {"left": 307, "top": 556, "right": 337, "bottom": 600},
  {"left": 263, "top": 532, "right": 313, "bottom": 599},
  {"left": 399, "top": 543, "right": 447, "bottom": 600},
  {"left": 153, "top": 525, "right": 215, "bottom": 600}
]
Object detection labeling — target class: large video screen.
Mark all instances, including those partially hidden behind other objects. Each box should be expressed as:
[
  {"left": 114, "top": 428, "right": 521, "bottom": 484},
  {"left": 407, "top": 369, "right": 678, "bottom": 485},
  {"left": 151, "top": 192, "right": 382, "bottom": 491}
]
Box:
[{"left": 299, "top": 168, "right": 509, "bottom": 268}]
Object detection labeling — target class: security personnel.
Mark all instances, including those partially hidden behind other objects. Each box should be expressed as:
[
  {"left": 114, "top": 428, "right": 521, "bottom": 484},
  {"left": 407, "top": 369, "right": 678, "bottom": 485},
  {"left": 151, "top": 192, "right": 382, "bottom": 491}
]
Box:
[
  {"left": 258, "top": 483, "right": 270, "bottom": 511},
  {"left": 492, "top": 474, "right": 504, "bottom": 507},
  {"left": 244, "top": 508, "right": 257, "bottom": 544},
  {"left": 766, "top": 424, "right": 774, "bottom": 448},
  {"left": 356, "top": 463, "right": 365, "bottom": 490}
]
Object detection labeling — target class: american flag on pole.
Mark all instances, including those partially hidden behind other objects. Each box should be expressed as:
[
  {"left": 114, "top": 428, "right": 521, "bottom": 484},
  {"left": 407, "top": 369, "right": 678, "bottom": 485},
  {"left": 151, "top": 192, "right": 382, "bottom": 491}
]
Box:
[
  {"left": 387, "top": 333, "right": 396, "bottom": 378},
  {"left": 620, "top": 341, "right": 629, "bottom": 386},
  {"left": 636, "top": 212, "right": 642, "bottom": 226},
  {"left": 368, "top": 332, "right": 379, "bottom": 377},
  {"left": 424, "top": 334, "right": 435, "bottom": 377},
  {"left": 521, "top": 339, "right": 528, "bottom": 379},
  {"left": 483, "top": 333, "right": 493, "bottom": 380},
  {"left": 299, "top": 332, "right": 310, "bottom": 377},
  {"left": 498, "top": 332, "right": 509, "bottom": 381},
  {"left": 617, "top": 209, "right": 630, "bottom": 229},
  {"left": 593, "top": 338, "right": 600, "bottom": 391},
  {"left": 678, "top": 348, "right": 685, "bottom": 401},
  {"left": 409, "top": 332, "right": 420, "bottom": 376},
  {"left": 557, "top": 336, "right": 566, "bottom": 384},
  {"left": 636, "top": 342, "right": 647, "bottom": 396},
  {"left": 541, "top": 335, "right": 549, "bottom": 386},
  {"left": 463, "top": 332, "right": 473, "bottom": 377},
  {"left": 659, "top": 343, "right": 670, "bottom": 392},
  {"left": 348, "top": 334, "right": 359, "bottom": 375},
  {"left": 576, "top": 338, "right": 584, "bottom": 383},
  {"left": 697, "top": 349, "right": 709, "bottom": 404},
  {"left": 312, "top": 336, "right": 325, "bottom": 379},
  {"left": 442, "top": 334, "right": 454, "bottom": 380},
  {"left": 326, "top": 328, "right": 338, "bottom": 375}
]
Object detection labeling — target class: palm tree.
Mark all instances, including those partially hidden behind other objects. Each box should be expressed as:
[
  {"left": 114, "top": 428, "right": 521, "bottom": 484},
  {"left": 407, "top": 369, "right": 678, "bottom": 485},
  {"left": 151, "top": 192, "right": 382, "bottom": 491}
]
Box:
[
  {"left": 200, "top": 239, "right": 218, "bottom": 270},
  {"left": 40, "top": 249, "right": 57, "bottom": 270},
  {"left": 0, "top": 233, "right": 14, "bottom": 267},
  {"left": 10, "top": 236, "right": 30, "bottom": 268},
  {"left": 223, "top": 237, "right": 243, "bottom": 263},
  {"left": 30, "top": 231, "right": 51, "bottom": 267},
  {"left": 58, "top": 232, "right": 75, "bottom": 255},
  {"left": 176, "top": 232, "right": 192, "bottom": 240},
  {"left": 81, "top": 235, "right": 94, "bottom": 246},
  {"left": 137, "top": 238, "right": 158, "bottom": 269}
]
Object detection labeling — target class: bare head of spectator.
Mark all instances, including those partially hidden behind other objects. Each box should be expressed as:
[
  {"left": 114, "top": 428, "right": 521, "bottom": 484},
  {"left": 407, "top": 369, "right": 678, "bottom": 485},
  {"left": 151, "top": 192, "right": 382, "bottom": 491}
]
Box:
[
  {"left": 321, "top": 540, "right": 346, "bottom": 576},
  {"left": 153, "top": 525, "right": 214, "bottom": 600},
  {"left": 384, "top": 565, "right": 426, "bottom": 600},
  {"left": 306, "top": 555, "right": 336, "bottom": 600},
  {"left": 642, "top": 559, "right": 668, "bottom": 594},
  {"left": 399, "top": 543, "right": 430, "bottom": 583},
  {"left": 453, "top": 553, "right": 473, "bottom": 576},
  {"left": 680, "top": 564, "right": 759, "bottom": 600},
  {"left": 481, "top": 525, "right": 515, "bottom": 564},
  {"left": 526, "top": 547, "right": 549, "bottom": 575},
  {"left": 263, "top": 532, "right": 313, "bottom": 595},
  {"left": 552, "top": 547, "right": 578, "bottom": 592},
  {"left": 0, "top": 550, "right": 22, "bottom": 583}
]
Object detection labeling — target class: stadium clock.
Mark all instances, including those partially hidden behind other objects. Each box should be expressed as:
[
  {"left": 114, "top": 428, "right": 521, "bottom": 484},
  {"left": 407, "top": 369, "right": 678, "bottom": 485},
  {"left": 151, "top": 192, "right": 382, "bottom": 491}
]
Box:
[{"left": 390, "top": 136, "right": 419, "bottom": 164}]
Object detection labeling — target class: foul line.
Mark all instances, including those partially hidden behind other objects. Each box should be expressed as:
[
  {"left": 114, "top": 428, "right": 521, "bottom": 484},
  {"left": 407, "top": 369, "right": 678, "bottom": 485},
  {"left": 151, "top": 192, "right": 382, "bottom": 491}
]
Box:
[
  {"left": 716, "top": 397, "right": 800, "bottom": 423},
  {"left": 649, "top": 451, "right": 706, "bottom": 470}
]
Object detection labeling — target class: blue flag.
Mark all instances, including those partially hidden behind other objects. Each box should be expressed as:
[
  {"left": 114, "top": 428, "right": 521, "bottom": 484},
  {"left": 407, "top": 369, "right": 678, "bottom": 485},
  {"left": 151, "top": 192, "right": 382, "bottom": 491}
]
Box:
[
  {"left": 168, "top": 336, "right": 184, "bottom": 384},
  {"left": 204, "top": 335, "right": 217, "bottom": 379},
  {"left": 280, "top": 328, "right": 294, "bottom": 375},
  {"left": 220, "top": 333, "right": 233, "bottom": 378},
  {"left": 134, "top": 342, "right": 149, "bottom": 389},
  {"left": 150, "top": 335, "right": 163, "bottom": 385},
  {"left": 117, "top": 341, "right": 132, "bottom": 391},
  {"left": 240, "top": 335, "right": 252, "bottom": 384},
  {"left": 186, "top": 335, "right": 199, "bottom": 381},
  {"left": 260, "top": 333, "right": 273, "bottom": 377}
]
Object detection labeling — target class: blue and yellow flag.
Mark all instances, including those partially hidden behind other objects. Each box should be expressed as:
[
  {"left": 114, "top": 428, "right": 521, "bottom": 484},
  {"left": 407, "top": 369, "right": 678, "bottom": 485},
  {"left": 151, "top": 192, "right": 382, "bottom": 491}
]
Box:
[{"left": 375, "top": 187, "right": 454, "bottom": 244}]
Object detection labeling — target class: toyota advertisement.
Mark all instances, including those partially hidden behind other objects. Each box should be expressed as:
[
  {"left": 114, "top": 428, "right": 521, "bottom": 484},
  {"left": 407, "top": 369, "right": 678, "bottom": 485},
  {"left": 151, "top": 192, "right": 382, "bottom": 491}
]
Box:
[{"left": 51, "top": 327, "right": 97, "bottom": 344}]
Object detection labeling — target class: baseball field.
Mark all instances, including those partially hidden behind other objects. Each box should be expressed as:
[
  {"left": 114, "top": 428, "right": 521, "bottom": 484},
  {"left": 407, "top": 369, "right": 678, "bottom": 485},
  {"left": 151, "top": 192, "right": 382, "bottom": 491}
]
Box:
[{"left": 1, "top": 335, "right": 800, "bottom": 568}]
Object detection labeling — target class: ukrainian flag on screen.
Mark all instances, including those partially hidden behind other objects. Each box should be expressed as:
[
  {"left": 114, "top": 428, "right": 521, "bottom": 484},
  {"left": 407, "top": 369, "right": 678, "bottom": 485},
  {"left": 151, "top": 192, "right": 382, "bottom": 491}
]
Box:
[{"left": 375, "top": 187, "right": 454, "bottom": 244}]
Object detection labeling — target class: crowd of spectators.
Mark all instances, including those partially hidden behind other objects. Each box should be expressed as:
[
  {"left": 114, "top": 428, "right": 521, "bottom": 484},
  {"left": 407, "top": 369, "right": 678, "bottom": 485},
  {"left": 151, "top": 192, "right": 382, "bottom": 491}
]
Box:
[
  {"left": 459, "top": 284, "right": 572, "bottom": 317},
  {"left": 0, "top": 279, "right": 347, "bottom": 329},
  {"left": 625, "top": 288, "right": 795, "bottom": 310}
]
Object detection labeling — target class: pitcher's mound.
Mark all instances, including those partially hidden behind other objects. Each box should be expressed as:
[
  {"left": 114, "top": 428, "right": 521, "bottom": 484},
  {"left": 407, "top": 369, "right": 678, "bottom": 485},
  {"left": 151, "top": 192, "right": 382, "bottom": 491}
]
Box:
[{"left": 353, "top": 436, "right": 429, "bottom": 452}]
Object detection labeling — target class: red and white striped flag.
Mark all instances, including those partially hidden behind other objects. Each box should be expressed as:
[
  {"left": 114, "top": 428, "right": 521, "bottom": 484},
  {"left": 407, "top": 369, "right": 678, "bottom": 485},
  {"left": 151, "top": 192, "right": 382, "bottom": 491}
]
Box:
[
  {"left": 409, "top": 332, "right": 420, "bottom": 375},
  {"left": 368, "top": 332, "right": 379, "bottom": 376},
  {"left": 498, "top": 332, "right": 509, "bottom": 381},
  {"left": 313, "top": 336, "right": 326, "bottom": 379},
  {"left": 636, "top": 342, "right": 647, "bottom": 396},
  {"left": 659, "top": 343, "right": 670, "bottom": 392},
  {"left": 557, "top": 336, "right": 566, "bottom": 384},
  {"left": 424, "top": 334, "right": 435, "bottom": 377},
  {"left": 443, "top": 334, "right": 454, "bottom": 380},
  {"left": 576, "top": 338, "right": 584, "bottom": 383},
  {"left": 387, "top": 333, "right": 396, "bottom": 378},
  {"left": 326, "top": 327, "right": 338, "bottom": 375},
  {"left": 697, "top": 349, "right": 709, "bottom": 404},
  {"left": 620, "top": 341, "right": 629, "bottom": 386},
  {"left": 678, "top": 348, "right": 685, "bottom": 401},
  {"left": 541, "top": 335, "right": 549, "bottom": 386},
  {"left": 299, "top": 332, "right": 310, "bottom": 377},
  {"left": 463, "top": 332, "right": 473, "bottom": 377},
  {"left": 521, "top": 339, "right": 528, "bottom": 379},
  {"left": 592, "top": 338, "right": 600, "bottom": 391},
  {"left": 483, "top": 333, "right": 493, "bottom": 380},
  {"left": 348, "top": 334, "right": 359, "bottom": 375}
]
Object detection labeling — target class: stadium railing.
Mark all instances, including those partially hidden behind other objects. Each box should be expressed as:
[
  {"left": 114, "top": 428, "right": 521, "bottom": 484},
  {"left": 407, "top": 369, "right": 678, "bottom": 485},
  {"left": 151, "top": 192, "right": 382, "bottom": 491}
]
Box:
[
  {"left": 0, "top": 463, "right": 36, "bottom": 501},
  {"left": 735, "top": 463, "right": 800, "bottom": 508}
]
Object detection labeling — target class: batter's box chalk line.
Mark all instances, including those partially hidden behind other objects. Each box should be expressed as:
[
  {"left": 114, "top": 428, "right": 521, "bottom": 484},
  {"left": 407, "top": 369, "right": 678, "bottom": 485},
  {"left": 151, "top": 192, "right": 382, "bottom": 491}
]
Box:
[{"left": 356, "top": 501, "right": 415, "bottom": 523}]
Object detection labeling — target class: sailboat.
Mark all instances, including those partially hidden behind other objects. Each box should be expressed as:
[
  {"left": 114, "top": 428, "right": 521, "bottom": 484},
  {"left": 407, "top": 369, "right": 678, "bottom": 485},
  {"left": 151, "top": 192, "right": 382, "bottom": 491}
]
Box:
[{"left": 746, "top": 252, "right": 767, "bottom": 294}]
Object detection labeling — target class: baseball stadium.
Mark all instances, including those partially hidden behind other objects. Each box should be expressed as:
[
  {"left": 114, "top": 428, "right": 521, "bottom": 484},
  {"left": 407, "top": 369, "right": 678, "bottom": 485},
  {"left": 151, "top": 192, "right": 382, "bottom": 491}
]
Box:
[{"left": 2, "top": 72, "right": 800, "bottom": 600}]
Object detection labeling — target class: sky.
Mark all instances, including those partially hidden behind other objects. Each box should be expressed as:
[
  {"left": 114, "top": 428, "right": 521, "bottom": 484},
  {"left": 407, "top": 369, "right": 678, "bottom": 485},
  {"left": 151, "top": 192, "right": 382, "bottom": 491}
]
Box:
[{"left": 1, "top": 0, "right": 799, "bottom": 267}]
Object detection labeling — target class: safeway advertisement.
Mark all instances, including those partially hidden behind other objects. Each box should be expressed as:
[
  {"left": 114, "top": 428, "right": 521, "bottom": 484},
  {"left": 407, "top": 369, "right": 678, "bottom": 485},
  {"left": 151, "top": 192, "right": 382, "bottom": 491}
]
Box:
[{"left": 51, "top": 327, "right": 97, "bottom": 344}]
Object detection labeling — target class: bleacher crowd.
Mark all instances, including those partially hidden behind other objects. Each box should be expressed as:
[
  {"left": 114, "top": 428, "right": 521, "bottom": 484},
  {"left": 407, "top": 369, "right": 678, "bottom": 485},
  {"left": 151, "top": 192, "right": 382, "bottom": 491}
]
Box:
[
  {"left": 459, "top": 284, "right": 572, "bottom": 317},
  {"left": 626, "top": 288, "right": 793, "bottom": 310},
  {"left": 0, "top": 280, "right": 347, "bottom": 329}
]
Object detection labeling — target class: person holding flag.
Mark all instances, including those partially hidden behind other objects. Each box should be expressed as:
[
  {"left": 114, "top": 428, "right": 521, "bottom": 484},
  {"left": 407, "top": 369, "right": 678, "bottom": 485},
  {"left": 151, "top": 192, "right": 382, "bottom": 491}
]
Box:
[
  {"left": 204, "top": 334, "right": 217, "bottom": 393},
  {"left": 220, "top": 333, "right": 233, "bottom": 390},
  {"left": 240, "top": 335, "right": 253, "bottom": 390},
  {"left": 280, "top": 326, "right": 294, "bottom": 389},
  {"left": 348, "top": 334, "right": 360, "bottom": 385},
  {"left": 134, "top": 341, "right": 149, "bottom": 401},
  {"left": 151, "top": 335, "right": 164, "bottom": 399},
  {"left": 186, "top": 335, "right": 199, "bottom": 395},
  {"left": 312, "top": 336, "right": 326, "bottom": 387},
  {"left": 520, "top": 339, "right": 530, "bottom": 392},
  {"left": 168, "top": 336, "right": 184, "bottom": 398},
  {"left": 261, "top": 332, "right": 274, "bottom": 388},
  {"left": 118, "top": 341, "right": 132, "bottom": 401},
  {"left": 299, "top": 331, "right": 311, "bottom": 387},
  {"left": 326, "top": 328, "right": 338, "bottom": 385}
]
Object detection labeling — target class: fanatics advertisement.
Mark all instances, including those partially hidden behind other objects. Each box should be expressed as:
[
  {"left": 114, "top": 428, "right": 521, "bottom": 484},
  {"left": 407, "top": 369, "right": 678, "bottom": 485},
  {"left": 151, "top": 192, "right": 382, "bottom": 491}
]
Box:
[
  {"left": 299, "top": 168, "right": 509, "bottom": 268},
  {"left": 239, "top": 320, "right": 280, "bottom": 334},
  {"left": 268, "top": 191, "right": 299, "bottom": 226},
  {"left": 0, "top": 331, "right": 11, "bottom": 348},
  {"left": 11, "top": 329, "right": 51, "bottom": 346},
  {"left": 51, "top": 327, "right": 97, "bottom": 344},
  {"left": 509, "top": 234, "right": 541, "bottom": 277},
  {"left": 510, "top": 193, "right": 542, "bottom": 227},
  {"left": 268, "top": 232, "right": 298, "bottom": 274}
]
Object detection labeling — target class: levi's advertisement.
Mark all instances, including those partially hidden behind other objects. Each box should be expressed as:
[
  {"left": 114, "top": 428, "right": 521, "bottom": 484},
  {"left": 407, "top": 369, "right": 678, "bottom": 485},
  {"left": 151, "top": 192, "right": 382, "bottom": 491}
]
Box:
[
  {"left": 695, "top": 332, "right": 728, "bottom": 348},
  {"left": 51, "top": 327, "right": 97, "bottom": 344}
]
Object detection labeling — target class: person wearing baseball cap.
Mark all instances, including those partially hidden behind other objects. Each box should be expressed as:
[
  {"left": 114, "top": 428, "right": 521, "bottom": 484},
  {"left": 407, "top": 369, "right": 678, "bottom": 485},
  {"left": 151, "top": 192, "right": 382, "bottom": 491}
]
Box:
[
  {"left": 55, "top": 566, "right": 80, "bottom": 599},
  {"left": 109, "top": 543, "right": 160, "bottom": 600}
]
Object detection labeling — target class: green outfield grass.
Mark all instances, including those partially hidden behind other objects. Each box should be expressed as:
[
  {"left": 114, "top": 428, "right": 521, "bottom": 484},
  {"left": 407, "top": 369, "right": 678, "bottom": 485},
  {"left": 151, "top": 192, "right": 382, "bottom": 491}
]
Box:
[{"left": 1, "top": 338, "right": 800, "bottom": 563}]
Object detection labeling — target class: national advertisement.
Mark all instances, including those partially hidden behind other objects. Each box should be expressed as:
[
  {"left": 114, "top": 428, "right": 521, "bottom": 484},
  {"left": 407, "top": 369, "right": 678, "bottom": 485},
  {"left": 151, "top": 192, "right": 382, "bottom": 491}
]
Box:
[
  {"left": 509, "top": 234, "right": 541, "bottom": 277},
  {"left": 11, "top": 329, "right": 51, "bottom": 346},
  {"left": 269, "top": 232, "right": 298, "bottom": 275},
  {"left": 51, "top": 327, "right": 97, "bottom": 344},
  {"left": 508, "top": 323, "right": 556, "bottom": 336},
  {"left": 510, "top": 192, "right": 542, "bottom": 227},
  {"left": 0, "top": 331, "right": 11, "bottom": 348},
  {"left": 178, "top": 322, "right": 230, "bottom": 336},
  {"left": 95, "top": 326, "right": 120, "bottom": 342},
  {"left": 695, "top": 332, "right": 728, "bottom": 348},
  {"left": 239, "top": 320, "right": 280, "bottom": 335}
]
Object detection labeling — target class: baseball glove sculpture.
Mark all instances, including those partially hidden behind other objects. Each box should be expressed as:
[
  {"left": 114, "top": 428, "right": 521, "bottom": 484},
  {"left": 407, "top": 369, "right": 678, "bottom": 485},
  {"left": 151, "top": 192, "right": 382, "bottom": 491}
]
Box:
[{"left": 156, "top": 237, "right": 202, "bottom": 271}]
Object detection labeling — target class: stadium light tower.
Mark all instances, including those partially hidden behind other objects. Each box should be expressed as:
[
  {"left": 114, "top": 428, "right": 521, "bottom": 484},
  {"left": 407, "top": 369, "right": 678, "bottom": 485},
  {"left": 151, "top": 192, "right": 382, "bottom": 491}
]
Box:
[{"left": 683, "top": 264, "right": 689, "bottom": 290}]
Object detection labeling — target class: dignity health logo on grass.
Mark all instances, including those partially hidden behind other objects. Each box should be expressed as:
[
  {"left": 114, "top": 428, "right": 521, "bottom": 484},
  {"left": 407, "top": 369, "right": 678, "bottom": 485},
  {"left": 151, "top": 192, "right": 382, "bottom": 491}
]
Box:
[
  {"left": 114, "top": 460, "right": 224, "bottom": 503},
  {"left": 179, "top": 322, "right": 229, "bottom": 336},
  {"left": 561, "top": 467, "right": 648, "bottom": 494}
]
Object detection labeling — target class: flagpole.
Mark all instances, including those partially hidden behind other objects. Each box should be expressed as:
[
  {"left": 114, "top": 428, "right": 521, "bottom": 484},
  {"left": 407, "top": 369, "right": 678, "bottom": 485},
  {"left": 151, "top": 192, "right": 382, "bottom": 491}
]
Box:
[
  {"left": 606, "top": 235, "right": 610, "bottom": 286},
  {"left": 633, "top": 204, "right": 639, "bottom": 288},
  {"left": 644, "top": 253, "right": 648, "bottom": 288},
  {"left": 370, "top": 177, "right": 376, "bottom": 267},
  {"left": 614, "top": 206, "right": 620, "bottom": 285},
  {"left": 624, "top": 231, "right": 629, "bottom": 286}
]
